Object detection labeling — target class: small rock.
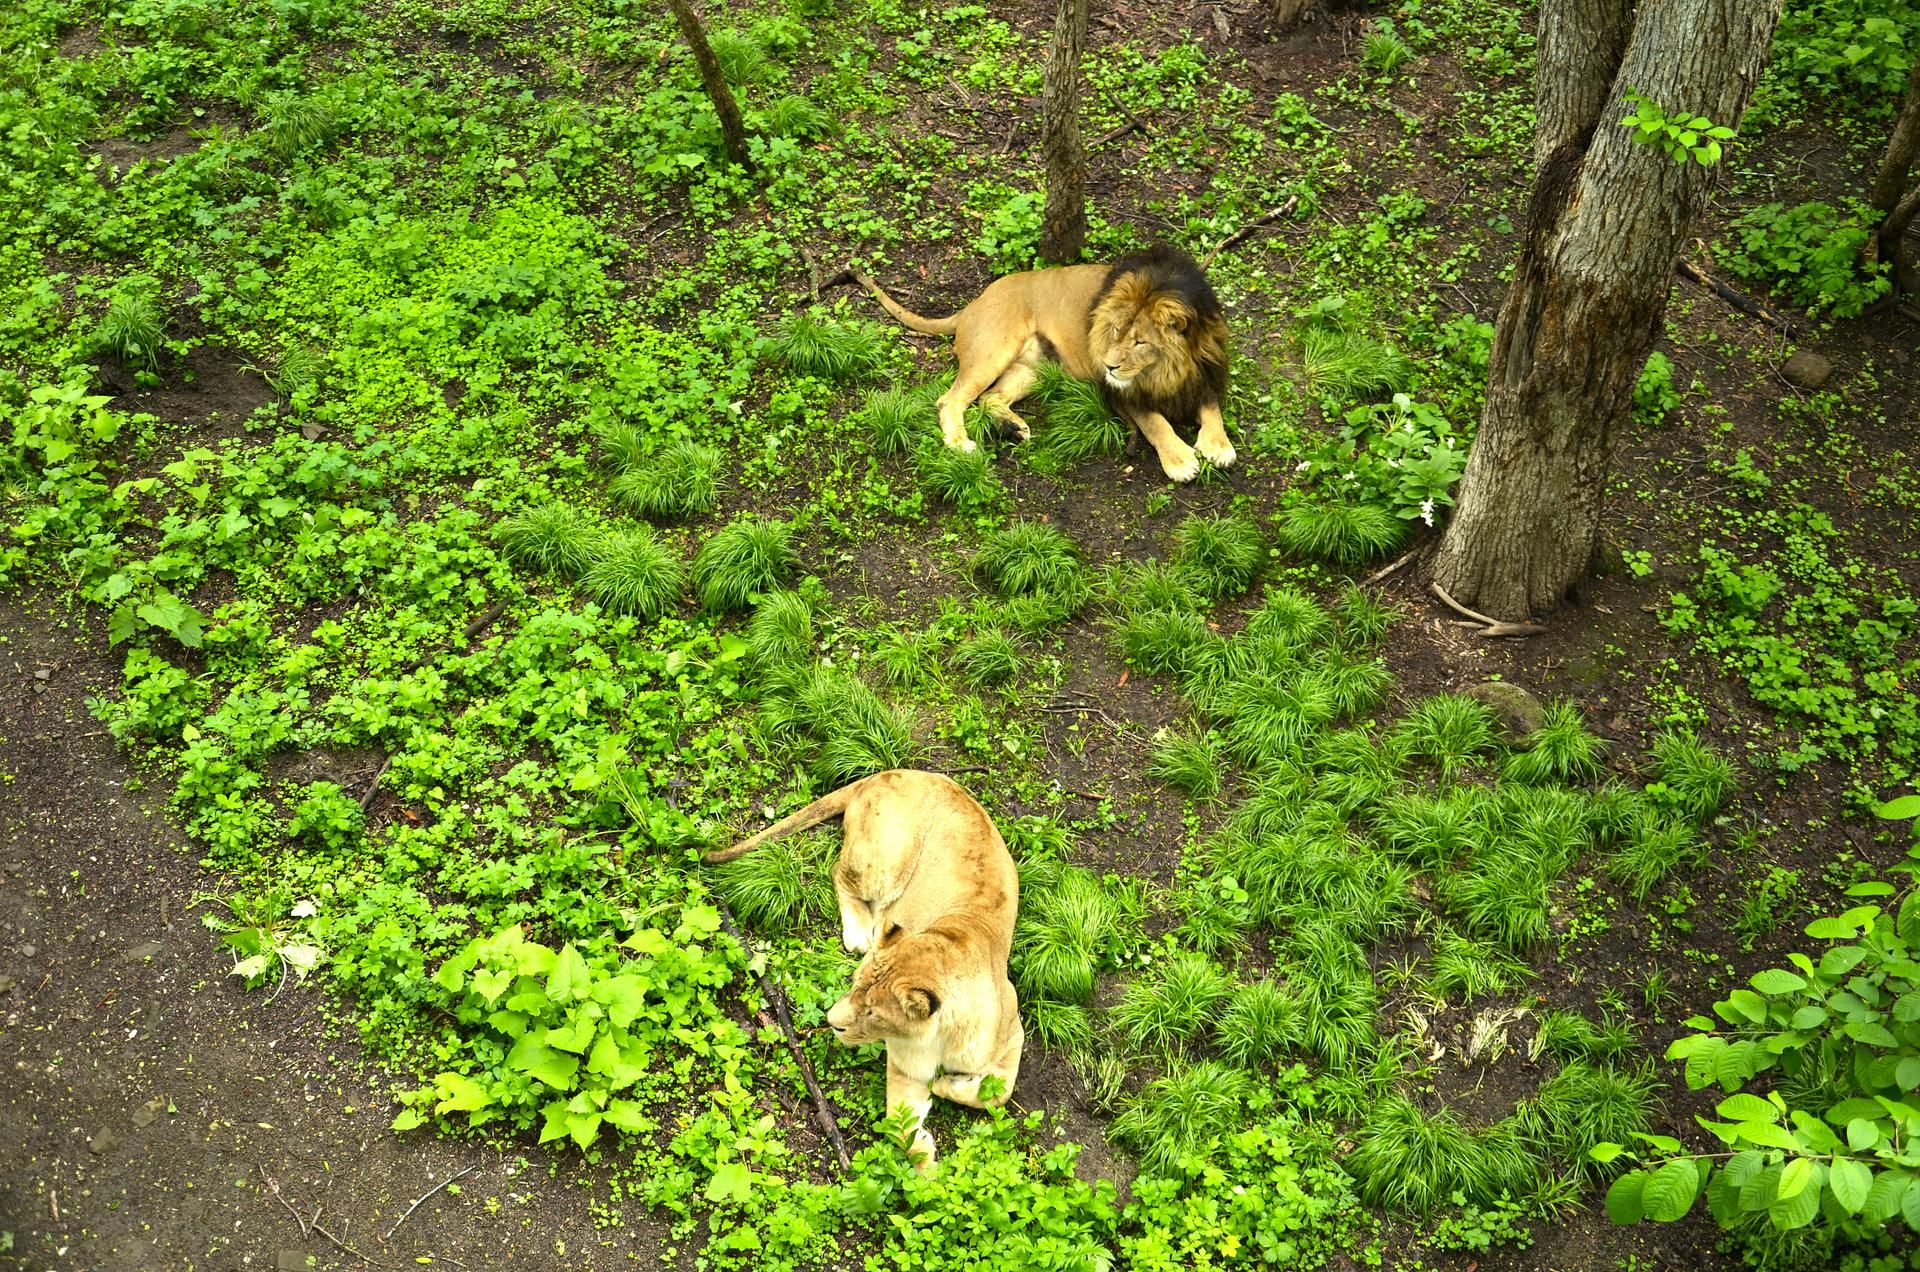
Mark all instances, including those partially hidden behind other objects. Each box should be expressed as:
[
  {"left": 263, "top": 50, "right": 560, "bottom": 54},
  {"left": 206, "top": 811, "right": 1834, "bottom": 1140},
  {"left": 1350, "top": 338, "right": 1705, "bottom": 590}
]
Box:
[
  {"left": 17, "top": 944, "right": 34, "bottom": 958},
  {"left": 277, "top": 1251, "right": 315, "bottom": 1271},
  {"left": 1462, "top": 680, "right": 1546, "bottom": 744},
  {"left": 88, "top": 1128, "right": 117, "bottom": 1154},
  {"left": 1781, "top": 350, "right": 1832, "bottom": 389},
  {"left": 121, "top": 940, "right": 163, "bottom": 962},
  {"left": 32, "top": 668, "right": 49, "bottom": 681},
  {"left": 132, "top": 1097, "right": 167, "bottom": 1128}
]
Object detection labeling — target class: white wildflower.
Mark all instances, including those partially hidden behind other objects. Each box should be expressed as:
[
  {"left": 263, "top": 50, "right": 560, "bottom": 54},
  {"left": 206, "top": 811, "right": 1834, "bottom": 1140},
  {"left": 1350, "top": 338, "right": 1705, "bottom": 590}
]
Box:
[{"left": 1419, "top": 498, "right": 1436, "bottom": 527}]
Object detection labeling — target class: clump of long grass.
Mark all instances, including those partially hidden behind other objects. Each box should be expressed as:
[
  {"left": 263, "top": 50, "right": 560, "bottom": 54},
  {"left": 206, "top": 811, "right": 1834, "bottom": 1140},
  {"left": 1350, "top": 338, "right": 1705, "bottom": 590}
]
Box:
[
  {"left": 1213, "top": 669, "right": 1339, "bottom": 764},
  {"left": 974, "top": 522, "right": 1086, "bottom": 598},
  {"left": 1171, "top": 872, "right": 1252, "bottom": 954},
  {"left": 1310, "top": 727, "right": 1404, "bottom": 815},
  {"left": 581, "top": 526, "right": 686, "bottom": 619},
  {"left": 1333, "top": 581, "right": 1397, "bottom": 649},
  {"left": 746, "top": 590, "right": 814, "bottom": 666},
  {"left": 1172, "top": 514, "right": 1266, "bottom": 598},
  {"left": 1216, "top": 979, "right": 1303, "bottom": 1068},
  {"left": 264, "top": 343, "right": 323, "bottom": 399},
  {"left": 1297, "top": 326, "right": 1414, "bottom": 401},
  {"left": 709, "top": 27, "right": 771, "bottom": 85},
  {"left": 1319, "top": 651, "right": 1394, "bottom": 719},
  {"left": 1100, "top": 559, "right": 1207, "bottom": 614},
  {"left": 1519, "top": 1061, "right": 1657, "bottom": 1179},
  {"left": 1285, "top": 920, "right": 1382, "bottom": 1069},
  {"left": 1371, "top": 788, "right": 1485, "bottom": 873},
  {"left": 1245, "top": 585, "right": 1332, "bottom": 646},
  {"left": 1606, "top": 811, "right": 1704, "bottom": 902},
  {"left": 593, "top": 419, "right": 647, "bottom": 471},
  {"left": 712, "top": 829, "right": 835, "bottom": 934},
  {"left": 916, "top": 441, "right": 1003, "bottom": 510},
  {"left": 495, "top": 504, "right": 605, "bottom": 577},
  {"left": 1106, "top": 607, "right": 1218, "bottom": 678},
  {"left": 1023, "top": 997, "right": 1094, "bottom": 1056},
  {"left": 1361, "top": 21, "right": 1415, "bottom": 75},
  {"left": 1150, "top": 725, "right": 1227, "bottom": 800},
  {"left": 610, "top": 440, "right": 723, "bottom": 520},
  {"left": 1013, "top": 866, "right": 1139, "bottom": 1005},
  {"left": 1346, "top": 1096, "right": 1539, "bottom": 1213},
  {"left": 1531, "top": 1009, "right": 1636, "bottom": 1064},
  {"left": 1426, "top": 927, "right": 1534, "bottom": 1002},
  {"left": 1113, "top": 952, "right": 1235, "bottom": 1054},
  {"left": 1032, "top": 362, "right": 1128, "bottom": 462},
  {"left": 1111, "top": 1060, "right": 1253, "bottom": 1175},
  {"left": 875, "top": 627, "right": 937, "bottom": 688},
  {"left": 756, "top": 665, "right": 920, "bottom": 784},
  {"left": 1650, "top": 729, "right": 1736, "bottom": 823},
  {"left": 1236, "top": 831, "right": 1415, "bottom": 942},
  {"left": 760, "top": 310, "right": 886, "bottom": 380},
  {"left": 856, "top": 383, "right": 939, "bottom": 455},
  {"left": 1275, "top": 500, "right": 1409, "bottom": 566},
  {"left": 94, "top": 281, "right": 167, "bottom": 370},
  {"left": 951, "top": 627, "right": 1023, "bottom": 688},
  {"left": 265, "top": 92, "right": 342, "bottom": 158},
  {"left": 767, "top": 93, "right": 832, "bottom": 139},
  {"left": 1503, "top": 701, "right": 1607, "bottom": 786},
  {"left": 691, "top": 518, "right": 796, "bottom": 611},
  {"left": 1393, "top": 694, "right": 1499, "bottom": 781}
]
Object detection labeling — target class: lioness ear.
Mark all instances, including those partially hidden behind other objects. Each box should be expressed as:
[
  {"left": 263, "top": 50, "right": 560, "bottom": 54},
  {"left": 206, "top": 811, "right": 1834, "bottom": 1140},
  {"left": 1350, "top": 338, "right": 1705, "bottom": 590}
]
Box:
[
  {"left": 879, "top": 922, "right": 906, "bottom": 948},
  {"left": 901, "top": 986, "right": 941, "bottom": 1020}
]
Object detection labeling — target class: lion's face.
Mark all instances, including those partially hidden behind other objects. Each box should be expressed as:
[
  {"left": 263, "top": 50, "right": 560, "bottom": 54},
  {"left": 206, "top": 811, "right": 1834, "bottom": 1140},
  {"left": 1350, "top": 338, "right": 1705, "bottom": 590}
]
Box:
[
  {"left": 1089, "top": 272, "right": 1202, "bottom": 397},
  {"left": 826, "top": 928, "right": 941, "bottom": 1046}
]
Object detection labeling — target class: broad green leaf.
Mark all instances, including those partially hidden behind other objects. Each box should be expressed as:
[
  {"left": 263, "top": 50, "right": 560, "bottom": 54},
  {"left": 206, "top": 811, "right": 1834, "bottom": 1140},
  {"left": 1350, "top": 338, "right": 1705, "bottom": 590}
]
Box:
[
  {"left": 1790, "top": 1110, "right": 1840, "bottom": 1153},
  {"left": 1819, "top": 945, "right": 1868, "bottom": 977},
  {"left": 1894, "top": 993, "right": 1920, "bottom": 1023},
  {"left": 1829, "top": 1157, "right": 1872, "bottom": 1215},
  {"left": 1769, "top": 1173, "right": 1821, "bottom": 1230},
  {"left": 565, "top": 1109, "right": 602, "bottom": 1149},
  {"left": 1790, "top": 1005, "right": 1829, "bottom": 1030},
  {"left": 1643, "top": 1159, "right": 1702, "bottom": 1222},
  {"left": 1733, "top": 1120, "right": 1803, "bottom": 1152},
  {"left": 1844, "top": 1020, "right": 1899, "bottom": 1048},
  {"left": 1899, "top": 1056, "right": 1920, "bottom": 1091},
  {"left": 1847, "top": 1118, "right": 1882, "bottom": 1151},
  {"left": 471, "top": 967, "right": 512, "bottom": 1005},
  {"left": 1605, "top": 1171, "right": 1648, "bottom": 1225},
  {"left": 1741, "top": 1164, "right": 1782, "bottom": 1211},
  {"left": 596, "top": 973, "right": 654, "bottom": 1029},
  {"left": 706, "top": 1161, "right": 753, "bottom": 1205},
  {"left": 1716, "top": 1093, "right": 1780, "bottom": 1123},
  {"left": 603, "top": 1098, "right": 652, "bottom": 1134},
  {"left": 545, "top": 1016, "right": 596, "bottom": 1054},
  {"left": 1877, "top": 795, "right": 1920, "bottom": 820},
  {"left": 549, "top": 942, "right": 592, "bottom": 1003},
  {"left": 1849, "top": 882, "right": 1898, "bottom": 897},
  {"left": 1905, "top": 1174, "right": 1920, "bottom": 1230},
  {"left": 1777, "top": 1157, "right": 1815, "bottom": 1202},
  {"left": 432, "top": 1073, "right": 489, "bottom": 1115},
  {"left": 1723, "top": 989, "right": 1769, "bottom": 1024},
  {"left": 1589, "top": 1142, "right": 1627, "bottom": 1164},
  {"left": 506, "top": 1035, "right": 580, "bottom": 1090},
  {"left": 1750, "top": 969, "right": 1806, "bottom": 995},
  {"left": 1631, "top": 1131, "right": 1685, "bottom": 1154},
  {"left": 1867, "top": 1170, "right": 1911, "bottom": 1224},
  {"left": 391, "top": 1107, "right": 425, "bottom": 1131}
]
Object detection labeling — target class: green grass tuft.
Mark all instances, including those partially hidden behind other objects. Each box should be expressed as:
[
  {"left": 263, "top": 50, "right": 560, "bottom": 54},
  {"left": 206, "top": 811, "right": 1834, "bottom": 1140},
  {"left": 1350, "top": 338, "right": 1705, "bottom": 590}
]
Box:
[
  {"left": 581, "top": 526, "right": 686, "bottom": 619},
  {"left": 1013, "top": 866, "right": 1137, "bottom": 1005},
  {"left": 691, "top": 518, "right": 796, "bottom": 611},
  {"left": 265, "top": 92, "right": 342, "bottom": 158},
  {"left": 951, "top": 627, "right": 1023, "bottom": 687},
  {"left": 1216, "top": 979, "right": 1303, "bottom": 1068},
  {"left": 760, "top": 310, "right": 886, "bottom": 380},
  {"left": 974, "top": 522, "right": 1086, "bottom": 598},
  {"left": 1171, "top": 514, "right": 1266, "bottom": 598},
  {"left": 1426, "top": 927, "right": 1535, "bottom": 1002},
  {"left": 856, "top": 383, "right": 939, "bottom": 455},
  {"left": 495, "top": 504, "right": 605, "bottom": 578},
  {"left": 1521, "top": 1061, "right": 1657, "bottom": 1180},
  {"left": 1361, "top": 23, "right": 1415, "bottom": 74},
  {"left": 746, "top": 590, "right": 814, "bottom": 667},
  {"left": 1286, "top": 921, "right": 1381, "bottom": 1069},
  {"left": 1503, "top": 701, "right": 1608, "bottom": 786},
  {"left": 712, "top": 829, "right": 834, "bottom": 934},
  {"left": 1332, "top": 582, "right": 1398, "bottom": 649},
  {"left": 1111, "top": 1061, "right": 1253, "bottom": 1175},
  {"left": 1112, "top": 952, "right": 1235, "bottom": 1054},
  {"left": 709, "top": 27, "right": 771, "bottom": 84},
  {"left": 592, "top": 420, "right": 646, "bottom": 471},
  {"left": 1346, "top": 1096, "right": 1539, "bottom": 1213},
  {"left": 94, "top": 282, "right": 167, "bottom": 370},
  {"left": 1532, "top": 1009, "right": 1637, "bottom": 1064},
  {"left": 1650, "top": 729, "right": 1736, "bottom": 823},
  {"left": 1100, "top": 560, "right": 1207, "bottom": 614},
  {"left": 609, "top": 440, "right": 723, "bottom": 521},
  {"left": 766, "top": 94, "right": 832, "bottom": 139},
  {"left": 1107, "top": 607, "right": 1218, "bottom": 678},
  {"left": 915, "top": 441, "right": 1003, "bottom": 510},
  {"left": 1245, "top": 585, "right": 1332, "bottom": 645},
  {"left": 1032, "top": 362, "right": 1128, "bottom": 462},
  {"left": 875, "top": 627, "right": 937, "bottom": 688},
  {"left": 1393, "top": 694, "right": 1499, "bottom": 781},
  {"left": 1214, "top": 669, "right": 1338, "bottom": 763},
  {"left": 756, "top": 665, "right": 920, "bottom": 784},
  {"left": 1606, "top": 811, "right": 1704, "bottom": 902},
  {"left": 1297, "top": 326, "right": 1415, "bottom": 401},
  {"left": 1275, "top": 500, "right": 1409, "bottom": 567},
  {"left": 1150, "top": 725, "right": 1227, "bottom": 800},
  {"left": 1022, "top": 997, "right": 1094, "bottom": 1056}
]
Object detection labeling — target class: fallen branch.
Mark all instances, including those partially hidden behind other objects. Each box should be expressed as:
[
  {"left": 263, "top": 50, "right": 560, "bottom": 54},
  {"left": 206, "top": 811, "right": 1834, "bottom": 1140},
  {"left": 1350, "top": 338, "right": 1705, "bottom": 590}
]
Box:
[
  {"left": 261, "top": 1166, "right": 385, "bottom": 1267},
  {"left": 1429, "top": 582, "right": 1549, "bottom": 638},
  {"left": 1091, "top": 119, "right": 1143, "bottom": 147},
  {"left": 712, "top": 896, "right": 852, "bottom": 1172},
  {"left": 1675, "top": 259, "right": 1794, "bottom": 335},
  {"left": 359, "top": 754, "right": 394, "bottom": 813},
  {"left": 1202, "top": 195, "right": 1299, "bottom": 269},
  {"left": 798, "top": 243, "right": 824, "bottom": 304},
  {"left": 385, "top": 1164, "right": 477, "bottom": 1240},
  {"left": 1360, "top": 545, "right": 1422, "bottom": 588}
]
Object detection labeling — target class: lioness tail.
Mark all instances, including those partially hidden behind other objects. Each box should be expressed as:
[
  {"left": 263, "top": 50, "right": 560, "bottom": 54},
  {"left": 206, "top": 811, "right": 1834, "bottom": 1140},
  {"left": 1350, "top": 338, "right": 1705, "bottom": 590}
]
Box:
[
  {"left": 849, "top": 272, "right": 960, "bottom": 338},
  {"left": 702, "top": 775, "right": 874, "bottom": 864}
]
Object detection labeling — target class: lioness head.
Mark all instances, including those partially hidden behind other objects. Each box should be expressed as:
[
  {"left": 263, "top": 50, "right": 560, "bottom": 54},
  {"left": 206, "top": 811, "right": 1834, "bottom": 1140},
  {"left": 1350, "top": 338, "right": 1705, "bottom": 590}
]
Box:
[
  {"left": 1087, "top": 248, "right": 1229, "bottom": 409},
  {"left": 827, "top": 925, "right": 941, "bottom": 1046}
]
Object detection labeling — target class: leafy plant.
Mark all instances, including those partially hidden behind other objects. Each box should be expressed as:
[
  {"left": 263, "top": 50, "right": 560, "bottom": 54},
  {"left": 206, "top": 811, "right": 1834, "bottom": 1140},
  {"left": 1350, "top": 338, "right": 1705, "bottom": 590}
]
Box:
[
  {"left": 1619, "top": 90, "right": 1735, "bottom": 165},
  {"left": 582, "top": 527, "right": 687, "bottom": 619},
  {"left": 93, "top": 280, "right": 167, "bottom": 371},
  {"left": 1717, "top": 201, "right": 1891, "bottom": 318},
  {"left": 1634, "top": 351, "right": 1681, "bottom": 426},
  {"left": 610, "top": 441, "right": 724, "bottom": 520},
  {"left": 288, "top": 780, "right": 365, "bottom": 851}
]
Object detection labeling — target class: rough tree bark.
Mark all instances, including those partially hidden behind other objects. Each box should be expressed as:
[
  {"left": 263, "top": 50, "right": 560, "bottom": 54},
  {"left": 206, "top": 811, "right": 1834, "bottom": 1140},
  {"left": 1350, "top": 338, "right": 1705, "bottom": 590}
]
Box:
[
  {"left": 1429, "top": 0, "right": 1784, "bottom": 621},
  {"left": 665, "top": 0, "right": 754, "bottom": 170},
  {"left": 1869, "top": 54, "right": 1920, "bottom": 289},
  {"left": 1039, "top": 0, "right": 1090, "bottom": 264}
]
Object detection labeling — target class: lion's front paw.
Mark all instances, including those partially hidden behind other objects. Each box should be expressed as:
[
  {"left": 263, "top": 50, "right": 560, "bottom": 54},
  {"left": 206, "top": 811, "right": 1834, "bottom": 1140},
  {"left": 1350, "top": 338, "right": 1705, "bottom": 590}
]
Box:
[
  {"left": 1198, "top": 438, "right": 1237, "bottom": 469},
  {"left": 947, "top": 435, "right": 979, "bottom": 454},
  {"left": 907, "top": 1128, "right": 938, "bottom": 1176},
  {"left": 1158, "top": 446, "right": 1202, "bottom": 483}
]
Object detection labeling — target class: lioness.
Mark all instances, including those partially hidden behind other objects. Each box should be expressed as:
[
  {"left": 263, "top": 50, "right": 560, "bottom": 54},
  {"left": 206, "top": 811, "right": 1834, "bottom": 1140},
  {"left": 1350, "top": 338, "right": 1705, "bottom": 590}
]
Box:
[
  {"left": 706, "top": 769, "right": 1021, "bottom": 1173},
  {"left": 842, "top": 245, "right": 1235, "bottom": 483}
]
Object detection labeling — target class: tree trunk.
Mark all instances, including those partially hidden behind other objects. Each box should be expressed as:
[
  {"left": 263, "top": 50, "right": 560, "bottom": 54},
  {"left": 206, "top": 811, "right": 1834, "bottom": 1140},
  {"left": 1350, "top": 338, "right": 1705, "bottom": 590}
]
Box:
[
  {"left": 1039, "top": 0, "right": 1089, "bottom": 264},
  {"left": 1267, "top": 0, "right": 1317, "bottom": 28},
  {"left": 1431, "top": 0, "right": 1783, "bottom": 621},
  {"left": 1870, "top": 54, "right": 1920, "bottom": 283},
  {"left": 665, "top": 0, "right": 754, "bottom": 170}
]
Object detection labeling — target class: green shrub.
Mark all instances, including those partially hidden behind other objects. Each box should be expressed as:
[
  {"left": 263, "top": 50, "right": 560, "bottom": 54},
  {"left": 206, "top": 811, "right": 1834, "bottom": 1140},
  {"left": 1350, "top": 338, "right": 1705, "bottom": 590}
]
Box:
[
  {"left": 609, "top": 441, "right": 723, "bottom": 520},
  {"left": 582, "top": 527, "right": 686, "bottom": 619},
  {"left": 495, "top": 504, "right": 605, "bottom": 577},
  {"left": 1171, "top": 514, "right": 1265, "bottom": 598},
  {"left": 288, "top": 780, "right": 365, "bottom": 851},
  {"left": 759, "top": 310, "right": 886, "bottom": 380},
  {"left": 692, "top": 518, "right": 795, "bottom": 611}
]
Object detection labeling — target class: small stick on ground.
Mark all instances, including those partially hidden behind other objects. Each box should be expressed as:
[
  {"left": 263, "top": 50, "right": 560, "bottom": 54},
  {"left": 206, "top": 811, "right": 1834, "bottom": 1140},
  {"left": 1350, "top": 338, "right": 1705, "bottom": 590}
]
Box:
[
  {"left": 1429, "top": 583, "right": 1549, "bottom": 638},
  {"left": 1675, "top": 259, "right": 1794, "bottom": 335},
  {"left": 359, "top": 755, "right": 394, "bottom": 813},
  {"left": 1360, "top": 545, "right": 1423, "bottom": 588},
  {"left": 798, "top": 244, "right": 824, "bottom": 304},
  {"left": 1091, "top": 119, "right": 1143, "bottom": 147},
  {"left": 261, "top": 1166, "right": 385, "bottom": 1266},
  {"left": 712, "top": 896, "right": 852, "bottom": 1172},
  {"left": 1202, "top": 194, "right": 1298, "bottom": 269},
  {"left": 384, "top": 1164, "right": 478, "bottom": 1240}
]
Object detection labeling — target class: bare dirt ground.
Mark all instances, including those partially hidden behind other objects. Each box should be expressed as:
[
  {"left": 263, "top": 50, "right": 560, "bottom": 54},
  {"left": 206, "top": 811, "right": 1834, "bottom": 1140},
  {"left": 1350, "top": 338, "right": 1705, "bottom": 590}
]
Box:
[{"left": 0, "top": 595, "right": 666, "bottom": 1271}]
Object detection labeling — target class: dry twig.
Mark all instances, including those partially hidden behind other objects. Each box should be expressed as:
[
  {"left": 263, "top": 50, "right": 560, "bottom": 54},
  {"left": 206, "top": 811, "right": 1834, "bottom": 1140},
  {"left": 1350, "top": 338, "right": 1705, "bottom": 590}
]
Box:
[
  {"left": 1202, "top": 195, "right": 1299, "bottom": 269},
  {"left": 385, "top": 1164, "right": 477, "bottom": 1240}
]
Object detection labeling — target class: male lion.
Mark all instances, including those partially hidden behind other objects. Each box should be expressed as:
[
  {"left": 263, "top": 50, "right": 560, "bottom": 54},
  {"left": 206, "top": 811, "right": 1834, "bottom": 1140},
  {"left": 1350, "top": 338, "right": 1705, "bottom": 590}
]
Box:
[
  {"left": 705, "top": 769, "right": 1021, "bottom": 1173},
  {"left": 842, "top": 245, "right": 1236, "bottom": 482}
]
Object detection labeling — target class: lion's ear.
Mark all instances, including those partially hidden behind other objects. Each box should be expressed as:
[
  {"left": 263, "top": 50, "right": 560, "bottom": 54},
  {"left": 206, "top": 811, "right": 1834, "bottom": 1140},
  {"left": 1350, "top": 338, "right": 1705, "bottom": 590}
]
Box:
[
  {"left": 900, "top": 986, "right": 941, "bottom": 1020},
  {"left": 879, "top": 922, "right": 906, "bottom": 948}
]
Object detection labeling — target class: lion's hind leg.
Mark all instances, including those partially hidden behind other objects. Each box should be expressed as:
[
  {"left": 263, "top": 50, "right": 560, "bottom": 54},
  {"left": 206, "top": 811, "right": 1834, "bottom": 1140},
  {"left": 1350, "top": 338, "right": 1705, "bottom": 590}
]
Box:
[
  {"left": 939, "top": 328, "right": 1028, "bottom": 453},
  {"left": 979, "top": 340, "right": 1044, "bottom": 442}
]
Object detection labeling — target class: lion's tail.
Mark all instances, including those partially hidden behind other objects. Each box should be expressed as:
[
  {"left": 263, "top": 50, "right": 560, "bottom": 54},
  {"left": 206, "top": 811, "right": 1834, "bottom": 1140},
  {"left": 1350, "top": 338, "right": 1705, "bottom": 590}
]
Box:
[
  {"left": 702, "top": 775, "right": 875, "bottom": 864},
  {"left": 845, "top": 271, "right": 960, "bottom": 337}
]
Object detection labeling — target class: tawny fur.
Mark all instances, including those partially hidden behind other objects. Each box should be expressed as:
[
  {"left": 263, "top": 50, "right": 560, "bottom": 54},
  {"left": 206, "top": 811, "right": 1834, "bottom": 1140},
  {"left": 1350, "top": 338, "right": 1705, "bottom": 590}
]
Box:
[
  {"left": 849, "top": 245, "right": 1236, "bottom": 482},
  {"left": 706, "top": 770, "right": 1022, "bottom": 1173}
]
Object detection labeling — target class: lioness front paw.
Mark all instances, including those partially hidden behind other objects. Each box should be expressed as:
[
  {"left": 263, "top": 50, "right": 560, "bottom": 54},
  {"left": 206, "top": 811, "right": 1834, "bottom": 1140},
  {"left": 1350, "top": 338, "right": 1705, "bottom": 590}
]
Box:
[
  {"left": 907, "top": 1128, "right": 938, "bottom": 1176},
  {"left": 1197, "top": 438, "right": 1237, "bottom": 469},
  {"left": 1158, "top": 446, "right": 1201, "bottom": 483}
]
